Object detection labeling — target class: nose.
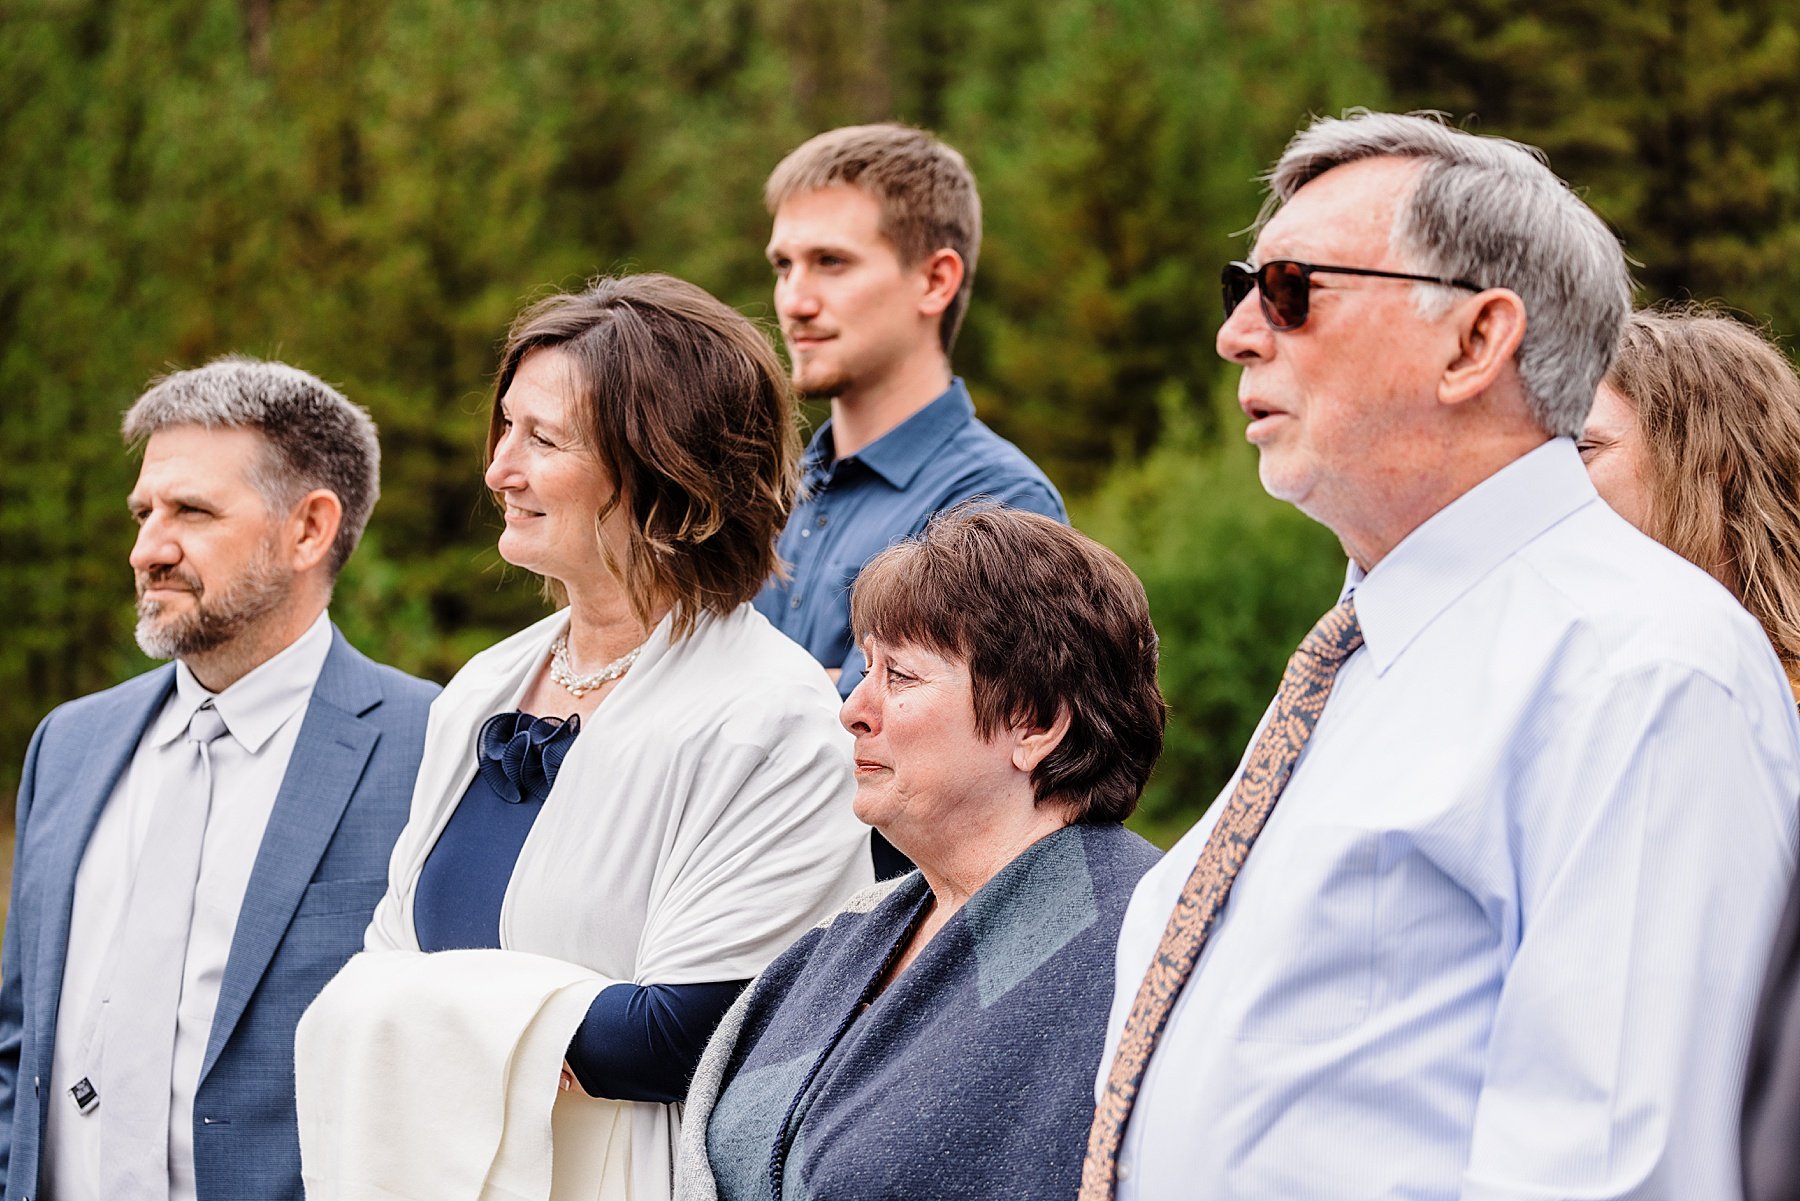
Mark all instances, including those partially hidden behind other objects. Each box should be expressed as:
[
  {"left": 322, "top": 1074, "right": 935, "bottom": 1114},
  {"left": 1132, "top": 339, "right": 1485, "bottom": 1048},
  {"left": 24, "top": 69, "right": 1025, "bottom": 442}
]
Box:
[
  {"left": 484, "top": 430, "right": 522, "bottom": 493},
  {"left": 839, "top": 670, "right": 877, "bottom": 736},
  {"left": 1216, "top": 287, "right": 1274, "bottom": 365},
  {"left": 776, "top": 267, "right": 821, "bottom": 323},
  {"left": 129, "top": 513, "right": 180, "bottom": 575}
]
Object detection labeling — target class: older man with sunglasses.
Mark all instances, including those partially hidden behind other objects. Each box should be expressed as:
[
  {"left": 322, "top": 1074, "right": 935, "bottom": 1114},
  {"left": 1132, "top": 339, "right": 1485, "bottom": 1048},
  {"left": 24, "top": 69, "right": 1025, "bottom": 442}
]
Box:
[{"left": 1081, "top": 111, "right": 1800, "bottom": 1201}]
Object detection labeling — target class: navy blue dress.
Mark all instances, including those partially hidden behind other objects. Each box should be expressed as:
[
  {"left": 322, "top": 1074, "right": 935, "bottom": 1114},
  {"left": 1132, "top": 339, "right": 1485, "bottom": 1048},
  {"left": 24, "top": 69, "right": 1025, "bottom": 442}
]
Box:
[{"left": 415, "top": 711, "right": 745, "bottom": 1102}]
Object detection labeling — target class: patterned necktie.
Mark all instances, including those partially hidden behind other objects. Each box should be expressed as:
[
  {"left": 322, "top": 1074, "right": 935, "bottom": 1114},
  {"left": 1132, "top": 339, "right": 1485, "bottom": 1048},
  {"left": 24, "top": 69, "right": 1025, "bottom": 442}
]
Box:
[
  {"left": 1080, "top": 598, "right": 1364, "bottom": 1199},
  {"left": 100, "top": 701, "right": 230, "bottom": 1201}
]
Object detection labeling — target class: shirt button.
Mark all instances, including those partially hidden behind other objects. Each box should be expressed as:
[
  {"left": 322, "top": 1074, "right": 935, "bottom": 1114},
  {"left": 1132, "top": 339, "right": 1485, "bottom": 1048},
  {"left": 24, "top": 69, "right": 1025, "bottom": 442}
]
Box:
[
  {"left": 815, "top": 515, "right": 828, "bottom": 528},
  {"left": 791, "top": 597, "right": 802, "bottom": 608},
  {"left": 1118, "top": 1161, "right": 1132, "bottom": 1181},
  {"left": 800, "top": 528, "right": 811, "bottom": 538}
]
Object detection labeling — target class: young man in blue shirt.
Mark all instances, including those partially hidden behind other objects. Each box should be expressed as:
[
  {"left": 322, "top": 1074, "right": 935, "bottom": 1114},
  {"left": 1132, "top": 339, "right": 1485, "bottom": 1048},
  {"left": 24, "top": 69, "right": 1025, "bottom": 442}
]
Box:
[{"left": 754, "top": 124, "right": 1066, "bottom": 717}]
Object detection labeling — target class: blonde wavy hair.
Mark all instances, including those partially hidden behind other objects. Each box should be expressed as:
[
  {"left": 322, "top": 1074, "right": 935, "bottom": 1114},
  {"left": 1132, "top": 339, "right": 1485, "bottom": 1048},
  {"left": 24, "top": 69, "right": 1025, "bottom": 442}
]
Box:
[{"left": 1607, "top": 304, "right": 1800, "bottom": 691}]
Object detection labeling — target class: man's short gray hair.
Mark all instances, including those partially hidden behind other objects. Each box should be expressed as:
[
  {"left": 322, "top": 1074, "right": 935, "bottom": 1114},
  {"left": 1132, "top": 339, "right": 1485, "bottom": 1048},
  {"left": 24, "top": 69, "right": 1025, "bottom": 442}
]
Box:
[
  {"left": 1265, "top": 110, "right": 1631, "bottom": 437},
  {"left": 122, "top": 356, "right": 381, "bottom": 575}
]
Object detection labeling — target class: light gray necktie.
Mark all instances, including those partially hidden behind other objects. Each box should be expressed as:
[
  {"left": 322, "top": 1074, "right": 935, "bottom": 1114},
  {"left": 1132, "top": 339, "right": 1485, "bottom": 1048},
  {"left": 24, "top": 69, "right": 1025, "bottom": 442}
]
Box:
[{"left": 99, "top": 701, "right": 229, "bottom": 1200}]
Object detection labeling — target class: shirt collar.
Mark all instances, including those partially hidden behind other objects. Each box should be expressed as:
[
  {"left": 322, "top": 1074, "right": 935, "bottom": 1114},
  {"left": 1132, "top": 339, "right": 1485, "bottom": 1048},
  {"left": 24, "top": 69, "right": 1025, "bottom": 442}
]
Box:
[
  {"left": 150, "top": 610, "right": 335, "bottom": 753},
  {"left": 1347, "top": 438, "right": 1599, "bottom": 674},
  {"left": 804, "top": 378, "right": 977, "bottom": 490}
]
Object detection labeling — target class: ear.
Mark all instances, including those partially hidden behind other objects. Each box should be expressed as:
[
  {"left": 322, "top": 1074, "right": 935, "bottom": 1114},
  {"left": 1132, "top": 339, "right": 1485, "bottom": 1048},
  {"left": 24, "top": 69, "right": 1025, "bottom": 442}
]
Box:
[
  {"left": 1440, "top": 287, "right": 1527, "bottom": 407},
  {"left": 1010, "top": 704, "right": 1072, "bottom": 775},
  {"left": 285, "top": 489, "right": 344, "bottom": 576},
  {"left": 916, "top": 248, "right": 965, "bottom": 319}
]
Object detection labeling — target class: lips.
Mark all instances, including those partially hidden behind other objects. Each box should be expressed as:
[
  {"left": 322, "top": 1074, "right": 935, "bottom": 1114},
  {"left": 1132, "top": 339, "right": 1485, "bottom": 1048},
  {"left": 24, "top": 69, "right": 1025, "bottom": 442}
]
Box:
[
  {"left": 137, "top": 570, "right": 200, "bottom": 600},
  {"left": 786, "top": 328, "right": 835, "bottom": 350},
  {"left": 1240, "top": 396, "right": 1291, "bottom": 443},
  {"left": 1240, "top": 394, "right": 1284, "bottom": 420}
]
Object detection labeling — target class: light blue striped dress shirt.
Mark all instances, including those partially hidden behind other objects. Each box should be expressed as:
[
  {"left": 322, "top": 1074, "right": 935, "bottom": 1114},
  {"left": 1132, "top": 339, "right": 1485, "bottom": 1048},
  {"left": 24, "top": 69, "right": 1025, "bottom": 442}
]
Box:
[{"left": 1102, "top": 438, "right": 1800, "bottom": 1200}]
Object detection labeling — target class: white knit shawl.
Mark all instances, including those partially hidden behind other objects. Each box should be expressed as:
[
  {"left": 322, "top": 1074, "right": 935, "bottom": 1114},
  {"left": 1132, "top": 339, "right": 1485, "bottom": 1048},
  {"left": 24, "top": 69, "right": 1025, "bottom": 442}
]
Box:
[{"left": 360, "top": 602, "right": 873, "bottom": 1198}]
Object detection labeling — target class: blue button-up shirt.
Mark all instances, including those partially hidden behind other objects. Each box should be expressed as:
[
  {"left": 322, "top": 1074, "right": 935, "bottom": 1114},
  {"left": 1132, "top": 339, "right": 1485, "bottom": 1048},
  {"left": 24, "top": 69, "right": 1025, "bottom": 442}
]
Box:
[
  {"left": 754, "top": 378, "right": 1065, "bottom": 696},
  {"left": 1102, "top": 438, "right": 1800, "bottom": 1200}
]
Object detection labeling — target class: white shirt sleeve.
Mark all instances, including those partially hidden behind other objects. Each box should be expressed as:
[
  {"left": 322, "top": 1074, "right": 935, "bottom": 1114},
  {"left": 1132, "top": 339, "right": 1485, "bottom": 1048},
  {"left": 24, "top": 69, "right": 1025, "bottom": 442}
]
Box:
[{"left": 1463, "top": 664, "right": 1798, "bottom": 1199}]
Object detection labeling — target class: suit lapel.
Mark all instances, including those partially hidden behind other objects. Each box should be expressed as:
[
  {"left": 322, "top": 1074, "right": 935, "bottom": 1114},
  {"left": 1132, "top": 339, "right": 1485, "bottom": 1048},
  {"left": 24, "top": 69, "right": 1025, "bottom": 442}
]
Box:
[
  {"left": 200, "top": 632, "right": 381, "bottom": 1079},
  {"left": 31, "top": 670, "right": 175, "bottom": 1071}
]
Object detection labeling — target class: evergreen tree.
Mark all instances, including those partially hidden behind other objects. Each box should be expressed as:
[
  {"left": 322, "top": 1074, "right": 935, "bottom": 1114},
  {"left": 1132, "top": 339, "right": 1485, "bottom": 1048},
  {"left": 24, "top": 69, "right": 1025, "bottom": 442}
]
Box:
[
  {"left": 951, "top": 0, "right": 1381, "bottom": 490},
  {"left": 1367, "top": 0, "right": 1800, "bottom": 339}
]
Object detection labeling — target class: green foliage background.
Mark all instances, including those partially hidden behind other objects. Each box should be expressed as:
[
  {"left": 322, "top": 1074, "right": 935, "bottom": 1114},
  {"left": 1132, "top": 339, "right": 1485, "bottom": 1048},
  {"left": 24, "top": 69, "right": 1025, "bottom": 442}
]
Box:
[{"left": 3, "top": 0, "right": 1797, "bottom": 845}]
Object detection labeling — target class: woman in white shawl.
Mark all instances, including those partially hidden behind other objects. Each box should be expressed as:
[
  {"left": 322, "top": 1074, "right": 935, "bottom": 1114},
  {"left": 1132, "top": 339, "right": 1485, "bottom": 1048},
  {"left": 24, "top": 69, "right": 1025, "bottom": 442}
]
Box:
[{"left": 296, "top": 274, "right": 871, "bottom": 1201}]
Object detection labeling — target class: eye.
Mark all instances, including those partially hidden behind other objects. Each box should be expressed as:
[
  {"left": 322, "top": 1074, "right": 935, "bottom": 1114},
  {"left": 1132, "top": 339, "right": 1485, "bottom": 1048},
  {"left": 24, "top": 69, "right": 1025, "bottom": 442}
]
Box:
[
  {"left": 818, "top": 254, "right": 846, "bottom": 269},
  {"left": 1575, "top": 439, "right": 1599, "bottom": 460},
  {"left": 770, "top": 256, "right": 792, "bottom": 276}
]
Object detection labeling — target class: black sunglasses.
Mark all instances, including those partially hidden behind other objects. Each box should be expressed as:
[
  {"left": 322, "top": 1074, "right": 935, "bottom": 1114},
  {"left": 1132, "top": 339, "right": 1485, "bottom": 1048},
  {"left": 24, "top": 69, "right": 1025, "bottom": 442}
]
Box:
[{"left": 1221, "top": 259, "right": 1486, "bottom": 331}]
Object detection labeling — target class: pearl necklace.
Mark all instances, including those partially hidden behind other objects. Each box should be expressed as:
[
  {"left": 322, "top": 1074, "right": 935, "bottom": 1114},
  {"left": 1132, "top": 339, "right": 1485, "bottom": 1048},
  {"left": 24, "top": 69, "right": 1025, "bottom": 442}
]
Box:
[{"left": 548, "top": 633, "right": 642, "bottom": 698}]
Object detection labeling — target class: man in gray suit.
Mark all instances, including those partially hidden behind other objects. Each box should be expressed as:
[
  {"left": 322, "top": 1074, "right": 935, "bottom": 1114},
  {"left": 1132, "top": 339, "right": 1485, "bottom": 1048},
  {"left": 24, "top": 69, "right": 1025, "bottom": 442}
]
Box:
[{"left": 0, "top": 357, "right": 437, "bottom": 1201}]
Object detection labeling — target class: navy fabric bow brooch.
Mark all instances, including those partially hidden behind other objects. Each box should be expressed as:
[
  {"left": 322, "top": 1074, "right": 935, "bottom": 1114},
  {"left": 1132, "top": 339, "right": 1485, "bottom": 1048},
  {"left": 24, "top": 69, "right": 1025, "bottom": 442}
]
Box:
[{"left": 476, "top": 711, "right": 581, "bottom": 804}]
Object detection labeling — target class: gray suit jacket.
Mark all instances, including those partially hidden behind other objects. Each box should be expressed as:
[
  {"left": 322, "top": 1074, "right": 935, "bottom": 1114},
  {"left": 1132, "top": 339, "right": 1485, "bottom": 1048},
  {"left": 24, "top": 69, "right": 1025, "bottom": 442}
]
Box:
[{"left": 0, "top": 628, "right": 436, "bottom": 1201}]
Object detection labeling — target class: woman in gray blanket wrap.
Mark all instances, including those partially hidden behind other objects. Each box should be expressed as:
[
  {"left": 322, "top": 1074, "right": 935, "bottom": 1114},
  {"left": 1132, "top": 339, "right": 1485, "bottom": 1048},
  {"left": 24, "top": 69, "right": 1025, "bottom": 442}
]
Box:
[{"left": 676, "top": 505, "right": 1167, "bottom": 1201}]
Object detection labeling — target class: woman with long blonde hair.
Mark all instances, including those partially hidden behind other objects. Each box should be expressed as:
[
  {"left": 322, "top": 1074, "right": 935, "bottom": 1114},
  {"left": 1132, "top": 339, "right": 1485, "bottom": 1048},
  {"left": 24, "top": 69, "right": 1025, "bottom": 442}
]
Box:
[{"left": 1580, "top": 303, "right": 1800, "bottom": 699}]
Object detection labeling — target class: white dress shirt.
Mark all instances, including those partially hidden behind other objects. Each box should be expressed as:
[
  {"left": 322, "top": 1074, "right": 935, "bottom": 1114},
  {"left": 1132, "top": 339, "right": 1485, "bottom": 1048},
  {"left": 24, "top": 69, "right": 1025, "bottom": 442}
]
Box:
[
  {"left": 1102, "top": 439, "right": 1800, "bottom": 1200},
  {"left": 44, "top": 611, "right": 333, "bottom": 1201}
]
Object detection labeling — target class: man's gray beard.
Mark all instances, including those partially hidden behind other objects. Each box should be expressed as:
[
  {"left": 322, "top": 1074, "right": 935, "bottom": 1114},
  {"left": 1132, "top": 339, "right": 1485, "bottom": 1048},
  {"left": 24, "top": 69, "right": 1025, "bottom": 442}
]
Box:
[{"left": 134, "top": 542, "right": 293, "bottom": 661}]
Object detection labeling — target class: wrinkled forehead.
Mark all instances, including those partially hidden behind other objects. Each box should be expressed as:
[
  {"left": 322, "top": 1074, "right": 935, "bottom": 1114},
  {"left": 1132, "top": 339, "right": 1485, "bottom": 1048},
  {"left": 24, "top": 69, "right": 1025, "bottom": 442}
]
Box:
[
  {"left": 131, "top": 424, "right": 268, "bottom": 501},
  {"left": 1252, "top": 156, "right": 1424, "bottom": 267}
]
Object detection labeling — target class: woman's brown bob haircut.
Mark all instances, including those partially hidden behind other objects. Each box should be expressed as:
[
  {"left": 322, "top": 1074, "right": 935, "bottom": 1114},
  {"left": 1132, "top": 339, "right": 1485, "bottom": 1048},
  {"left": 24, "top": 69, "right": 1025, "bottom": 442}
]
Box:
[
  {"left": 488, "top": 274, "right": 798, "bottom": 638},
  {"left": 1606, "top": 304, "right": 1800, "bottom": 682},
  {"left": 850, "top": 506, "right": 1166, "bottom": 824}
]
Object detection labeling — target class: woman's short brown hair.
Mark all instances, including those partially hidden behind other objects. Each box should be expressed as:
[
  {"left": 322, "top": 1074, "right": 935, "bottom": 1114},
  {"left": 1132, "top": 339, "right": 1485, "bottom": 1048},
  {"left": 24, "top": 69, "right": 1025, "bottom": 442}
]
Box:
[
  {"left": 1606, "top": 304, "right": 1800, "bottom": 677},
  {"left": 849, "top": 505, "right": 1165, "bottom": 824},
  {"left": 488, "top": 274, "right": 798, "bottom": 637}
]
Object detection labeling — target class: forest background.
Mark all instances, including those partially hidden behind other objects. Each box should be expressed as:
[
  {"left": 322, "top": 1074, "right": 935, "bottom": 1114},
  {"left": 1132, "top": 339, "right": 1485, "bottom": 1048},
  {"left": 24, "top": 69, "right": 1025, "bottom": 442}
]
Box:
[{"left": 3, "top": 0, "right": 1798, "bottom": 848}]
